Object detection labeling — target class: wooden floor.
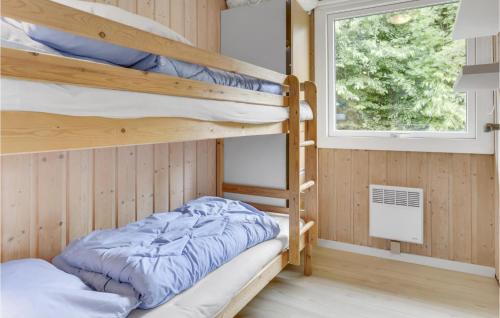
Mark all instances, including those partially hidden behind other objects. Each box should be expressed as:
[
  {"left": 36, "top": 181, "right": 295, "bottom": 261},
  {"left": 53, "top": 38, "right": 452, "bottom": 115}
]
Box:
[{"left": 237, "top": 246, "right": 499, "bottom": 318}]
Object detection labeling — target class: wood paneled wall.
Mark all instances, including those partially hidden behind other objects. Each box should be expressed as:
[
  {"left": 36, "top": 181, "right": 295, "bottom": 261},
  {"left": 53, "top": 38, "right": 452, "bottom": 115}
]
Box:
[
  {"left": 319, "top": 149, "right": 496, "bottom": 267},
  {"left": 0, "top": 0, "right": 226, "bottom": 262},
  {"left": 291, "top": 0, "right": 311, "bottom": 82}
]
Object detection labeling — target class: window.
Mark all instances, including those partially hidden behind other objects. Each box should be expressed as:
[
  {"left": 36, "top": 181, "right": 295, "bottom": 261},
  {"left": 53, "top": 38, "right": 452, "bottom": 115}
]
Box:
[
  {"left": 334, "top": 3, "right": 466, "bottom": 134},
  {"left": 315, "top": 0, "right": 494, "bottom": 153}
]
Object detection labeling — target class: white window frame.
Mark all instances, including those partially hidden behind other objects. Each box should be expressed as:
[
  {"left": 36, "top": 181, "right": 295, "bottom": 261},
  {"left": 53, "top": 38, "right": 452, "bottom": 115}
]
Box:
[{"left": 315, "top": 0, "right": 495, "bottom": 154}]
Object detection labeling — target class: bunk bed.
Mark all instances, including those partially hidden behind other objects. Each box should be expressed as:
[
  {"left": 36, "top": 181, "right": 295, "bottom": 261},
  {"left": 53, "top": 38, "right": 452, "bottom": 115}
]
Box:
[{"left": 0, "top": 0, "right": 319, "bottom": 317}]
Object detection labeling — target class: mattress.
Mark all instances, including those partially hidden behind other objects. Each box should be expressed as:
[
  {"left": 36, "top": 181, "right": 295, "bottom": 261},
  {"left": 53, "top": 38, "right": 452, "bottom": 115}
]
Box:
[
  {"left": 1, "top": 78, "right": 313, "bottom": 124},
  {"left": 129, "top": 213, "right": 303, "bottom": 318}
]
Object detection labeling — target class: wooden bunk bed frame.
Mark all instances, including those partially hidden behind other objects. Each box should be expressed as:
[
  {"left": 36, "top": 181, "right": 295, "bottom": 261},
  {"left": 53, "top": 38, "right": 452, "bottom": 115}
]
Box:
[{"left": 0, "top": 0, "right": 318, "bottom": 316}]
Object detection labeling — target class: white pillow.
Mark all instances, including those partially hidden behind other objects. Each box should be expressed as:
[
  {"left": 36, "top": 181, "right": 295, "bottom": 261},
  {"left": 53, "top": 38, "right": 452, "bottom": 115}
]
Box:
[
  {"left": 1, "top": 258, "right": 139, "bottom": 318},
  {"left": 226, "top": 0, "right": 317, "bottom": 11},
  {"left": 1, "top": 18, "right": 61, "bottom": 54},
  {"left": 226, "top": 0, "right": 268, "bottom": 9},
  {"left": 50, "top": 0, "right": 191, "bottom": 46}
]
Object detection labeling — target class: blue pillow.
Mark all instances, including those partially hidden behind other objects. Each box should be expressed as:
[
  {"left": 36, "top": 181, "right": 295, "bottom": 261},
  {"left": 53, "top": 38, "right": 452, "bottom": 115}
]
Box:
[
  {"left": 1, "top": 258, "right": 139, "bottom": 318},
  {"left": 23, "top": 24, "right": 151, "bottom": 67}
]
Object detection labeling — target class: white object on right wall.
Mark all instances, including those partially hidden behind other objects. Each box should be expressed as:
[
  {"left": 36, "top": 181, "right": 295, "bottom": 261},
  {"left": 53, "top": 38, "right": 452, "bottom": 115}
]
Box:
[
  {"left": 369, "top": 185, "right": 424, "bottom": 244},
  {"left": 454, "top": 63, "right": 500, "bottom": 92},
  {"left": 452, "top": 0, "right": 499, "bottom": 91}
]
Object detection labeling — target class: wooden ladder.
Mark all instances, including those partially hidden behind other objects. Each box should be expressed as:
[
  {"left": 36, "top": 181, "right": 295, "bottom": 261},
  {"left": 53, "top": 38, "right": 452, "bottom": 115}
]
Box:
[
  {"left": 216, "top": 75, "right": 318, "bottom": 273},
  {"left": 287, "top": 76, "right": 318, "bottom": 271}
]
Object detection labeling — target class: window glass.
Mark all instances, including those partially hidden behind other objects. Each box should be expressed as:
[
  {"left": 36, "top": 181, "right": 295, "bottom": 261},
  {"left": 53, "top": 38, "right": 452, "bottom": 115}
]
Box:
[{"left": 334, "top": 2, "right": 466, "bottom": 132}]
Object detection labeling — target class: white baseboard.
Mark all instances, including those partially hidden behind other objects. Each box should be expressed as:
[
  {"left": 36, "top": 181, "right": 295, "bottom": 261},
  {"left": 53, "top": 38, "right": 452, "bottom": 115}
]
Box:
[{"left": 318, "top": 239, "right": 496, "bottom": 278}]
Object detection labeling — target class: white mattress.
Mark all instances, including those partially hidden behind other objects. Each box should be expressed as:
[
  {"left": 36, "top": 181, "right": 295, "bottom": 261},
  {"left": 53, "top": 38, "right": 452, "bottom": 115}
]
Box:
[
  {"left": 1, "top": 78, "right": 313, "bottom": 124},
  {"left": 1, "top": 19, "right": 313, "bottom": 124},
  {"left": 129, "top": 213, "right": 303, "bottom": 318}
]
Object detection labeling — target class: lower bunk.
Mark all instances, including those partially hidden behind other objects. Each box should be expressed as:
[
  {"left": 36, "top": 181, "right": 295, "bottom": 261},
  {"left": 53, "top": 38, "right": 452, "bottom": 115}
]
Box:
[
  {"left": 1, "top": 199, "right": 313, "bottom": 318},
  {"left": 131, "top": 213, "right": 307, "bottom": 318}
]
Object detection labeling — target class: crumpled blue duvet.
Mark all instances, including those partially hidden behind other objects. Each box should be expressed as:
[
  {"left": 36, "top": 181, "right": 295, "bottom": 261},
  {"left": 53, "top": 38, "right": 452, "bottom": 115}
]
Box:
[
  {"left": 22, "top": 24, "right": 283, "bottom": 95},
  {"left": 53, "top": 197, "right": 280, "bottom": 309}
]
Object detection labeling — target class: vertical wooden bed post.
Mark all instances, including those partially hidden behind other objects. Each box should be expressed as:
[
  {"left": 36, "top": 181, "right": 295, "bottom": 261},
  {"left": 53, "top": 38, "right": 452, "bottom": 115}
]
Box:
[
  {"left": 216, "top": 139, "right": 224, "bottom": 197},
  {"left": 303, "top": 81, "right": 318, "bottom": 242},
  {"left": 303, "top": 81, "right": 318, "bottom": 276},
  {"left": 287, "top": 75, "right": 302, "bottom": 266}
]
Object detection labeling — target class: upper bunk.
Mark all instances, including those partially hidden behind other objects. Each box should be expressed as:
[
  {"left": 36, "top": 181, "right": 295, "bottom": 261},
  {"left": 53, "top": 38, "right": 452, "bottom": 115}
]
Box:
[{"left": 0, "top": 0, "right": 315, "bottom": 154}]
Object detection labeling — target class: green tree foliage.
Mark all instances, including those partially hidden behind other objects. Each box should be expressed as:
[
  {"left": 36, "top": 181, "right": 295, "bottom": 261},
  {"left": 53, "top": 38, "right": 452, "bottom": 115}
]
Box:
[{"left": 335, "top": 3, "right": 466, "bottom": 131}]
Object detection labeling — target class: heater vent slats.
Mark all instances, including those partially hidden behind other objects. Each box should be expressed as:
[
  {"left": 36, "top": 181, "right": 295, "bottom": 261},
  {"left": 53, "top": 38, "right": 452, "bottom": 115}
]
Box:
[
  {"left": 396, "top": 191, "right": 408, "bottom": 206},
  {"left": 371, "top": 187, "right": 421, "bottom": 208},
  {"left": 373, "top": 188, "right": 383, "bottom": 203},
  {"left": 383, "top": 189, "right": 396, "bottom": 205},
  {"left": 408, "top": 191, "right": 420, "bottom": 208}
]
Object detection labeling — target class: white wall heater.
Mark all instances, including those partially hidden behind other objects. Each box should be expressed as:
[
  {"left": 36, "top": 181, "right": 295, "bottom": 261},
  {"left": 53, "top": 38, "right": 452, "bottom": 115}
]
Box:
[{"left": 369, "top": 185, "right": 424, "bottom": 244}]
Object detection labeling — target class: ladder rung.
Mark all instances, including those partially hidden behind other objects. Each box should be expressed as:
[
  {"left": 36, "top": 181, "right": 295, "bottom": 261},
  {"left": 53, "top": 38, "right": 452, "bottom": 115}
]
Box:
[
  {"left": 300, "top": 180, "right": 315, "bottom": 192},
  {"left": 300, "top": 140, "right": 315, "bottom": 147}
]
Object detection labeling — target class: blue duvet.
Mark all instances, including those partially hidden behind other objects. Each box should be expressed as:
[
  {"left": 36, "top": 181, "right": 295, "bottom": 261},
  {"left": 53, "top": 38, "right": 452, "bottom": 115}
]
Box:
[{"left": 53, "top": 197, "right": 279, "bottom": 309}]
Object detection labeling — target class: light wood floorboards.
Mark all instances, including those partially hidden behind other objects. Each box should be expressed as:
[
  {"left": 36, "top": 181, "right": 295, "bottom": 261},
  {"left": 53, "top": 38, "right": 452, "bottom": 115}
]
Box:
[{"left": 237, "top": 246, "right": 499, "bottom": 318}]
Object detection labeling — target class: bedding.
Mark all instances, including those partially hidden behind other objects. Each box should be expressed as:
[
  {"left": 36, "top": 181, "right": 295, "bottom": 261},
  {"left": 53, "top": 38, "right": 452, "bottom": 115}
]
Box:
[
  {"left": 53, "top": 197, "right": 280, "bottom": 309},
  {"left": 1, "top": 258, "right": 138, "bottom": 318},
  {"left": 130, "top": 213, "right": 301, "bottom": 318},
  {"left": 3, "top": 0, "right": 282, "bottom": 95}
]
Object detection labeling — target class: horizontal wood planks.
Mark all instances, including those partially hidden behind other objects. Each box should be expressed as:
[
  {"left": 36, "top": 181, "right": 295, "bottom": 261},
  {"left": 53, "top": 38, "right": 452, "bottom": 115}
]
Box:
[
  {"left": 1, "top": 0, "right": 225, "bottom": 262},
  {"left": 319, "top": 149, "right": 496, "bottom": 267}
]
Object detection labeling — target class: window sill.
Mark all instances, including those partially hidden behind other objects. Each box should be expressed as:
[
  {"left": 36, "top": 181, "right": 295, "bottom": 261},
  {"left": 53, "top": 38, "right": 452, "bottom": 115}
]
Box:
[{"left": 318, "top": 135, "right": 494, "bottom": 154}]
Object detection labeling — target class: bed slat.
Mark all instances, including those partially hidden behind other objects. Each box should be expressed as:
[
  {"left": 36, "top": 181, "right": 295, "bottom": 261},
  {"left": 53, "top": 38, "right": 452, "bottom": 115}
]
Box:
[
  {"left": 222, "top": 183, "right": 290, "bottom": 199},
  {"left": 243, "top": 202, "right": 290, "bottom": 214},
  {"left": 0, "top": 112, "right": 286, "bottom": 154}
]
